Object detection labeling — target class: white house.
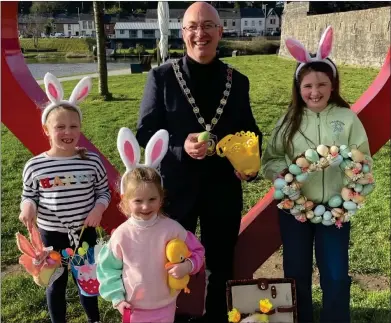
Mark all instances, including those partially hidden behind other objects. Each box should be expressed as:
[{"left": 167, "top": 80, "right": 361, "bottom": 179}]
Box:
[
  {"left": 145, "top": 9, "right": 185, "bottom": 24},
  {"left": 114, "top": 22, "right": 182, "bottom": 39},
  {"left": 265, "top": 8, "right": 281, "bottom": 34},
  {"left": 240, "top": 8, "right": 265, "bottom": 35},
  {"left": 79, "top": 14, "right": 95, "bottom": 37}
]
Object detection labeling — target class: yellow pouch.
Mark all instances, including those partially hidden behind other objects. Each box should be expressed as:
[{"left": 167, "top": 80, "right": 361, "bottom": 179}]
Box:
[{"left": 216, "top": 131, "right": 260, "bottom": 175}]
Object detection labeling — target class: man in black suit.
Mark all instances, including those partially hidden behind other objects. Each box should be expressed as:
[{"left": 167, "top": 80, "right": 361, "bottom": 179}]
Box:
[{"left": 136, "top": 2, "right": 262, "bottom": 322}]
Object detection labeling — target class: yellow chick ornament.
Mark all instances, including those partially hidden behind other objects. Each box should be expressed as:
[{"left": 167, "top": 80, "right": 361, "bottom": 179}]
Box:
[{"left": 165, "top": 238, "right": 192, "bottom": 295}]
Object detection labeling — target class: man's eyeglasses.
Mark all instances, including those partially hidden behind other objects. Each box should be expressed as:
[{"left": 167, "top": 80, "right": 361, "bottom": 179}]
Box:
[{"left": 182, "top": 23, "right": 220, "bottom": 32}]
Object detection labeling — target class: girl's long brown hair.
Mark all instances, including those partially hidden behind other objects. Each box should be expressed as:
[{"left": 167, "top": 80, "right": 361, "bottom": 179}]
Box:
[{"left": 272, "top": 59, "right": 350, "bottom": 157}]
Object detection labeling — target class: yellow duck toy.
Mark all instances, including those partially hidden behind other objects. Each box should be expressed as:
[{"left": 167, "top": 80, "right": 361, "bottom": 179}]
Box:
[{"left": 165, "top": 238, "right": 192, "bottom": 295}]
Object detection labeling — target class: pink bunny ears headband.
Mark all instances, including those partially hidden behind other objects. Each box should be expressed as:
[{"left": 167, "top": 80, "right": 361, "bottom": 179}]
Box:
[
  {"left": 117, "top": 127, "right": 169, "bottom": 195},
  {"left": 285, "top": 26, "right": 336, "bottom": 80},
  {"left": 42, "top": 72, "right": 92, "bottom": 124}
]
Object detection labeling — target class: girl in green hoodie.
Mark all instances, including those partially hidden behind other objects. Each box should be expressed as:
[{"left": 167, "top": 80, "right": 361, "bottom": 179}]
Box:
[{"left": 261, "top": 26, "right": 371, "bottom": 323}]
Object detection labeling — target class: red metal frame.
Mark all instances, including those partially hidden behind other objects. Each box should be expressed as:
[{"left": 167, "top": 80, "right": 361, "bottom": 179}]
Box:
[{"left": 2, "top": 1, "right": 390, "bottom": 316}]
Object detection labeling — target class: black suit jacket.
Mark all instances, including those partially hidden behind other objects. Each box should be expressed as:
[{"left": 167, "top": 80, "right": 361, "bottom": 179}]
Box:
[{"left": 136, "top": 56, "right": 262, "bottom": 219}]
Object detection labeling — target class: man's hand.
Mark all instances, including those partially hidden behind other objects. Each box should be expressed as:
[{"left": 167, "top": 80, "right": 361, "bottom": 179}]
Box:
[
  {"left": 116, "top": 301, "right": 132, "bottom": 315},
  {"left": 84, "top": 203, "right": 105, "bottom": 227},
  {"left": 235, "top": 171, "right": 258, "bottom": 181},
  {"left": 166, "top": 259, "right": 193, "bottom": 279},
  {"left": 19, "top": 202, "right": 37, "bottom": 231},
  {"left": 184, "top": 133, "right": 208, "bottom": 160}
]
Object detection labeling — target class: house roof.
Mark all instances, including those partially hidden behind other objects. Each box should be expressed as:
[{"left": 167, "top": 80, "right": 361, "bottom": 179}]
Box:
[
  {"left": 145, "top": 9, "right": 186, "bottom": 19},
  {"left": 115, "top": 22, "right": 182, "bottom": 30},
  {"left": 217, "top": 9, "right": 241, "bottom": 19},
  {"left": 240, "top": 8, "right": 265, "bottom": 18}
]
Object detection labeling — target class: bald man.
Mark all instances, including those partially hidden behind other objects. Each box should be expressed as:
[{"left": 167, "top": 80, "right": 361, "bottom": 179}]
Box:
[{"left": 136, "top": 2, "right": 263, "bottom": 322}]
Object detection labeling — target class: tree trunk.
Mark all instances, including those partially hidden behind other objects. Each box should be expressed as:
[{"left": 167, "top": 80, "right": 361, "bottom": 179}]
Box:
[{"left": 93, "top": 1, "right": 112, "bottom": 100}]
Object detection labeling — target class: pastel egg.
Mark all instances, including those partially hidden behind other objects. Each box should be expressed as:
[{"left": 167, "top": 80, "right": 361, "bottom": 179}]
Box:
[
  {"left": 311, "top": 216, "right": 323, "bottom": 224},
  {"left": 304, "top": 201, "right": 314, "bottom": 210},
  {"left": 323, "top": 211, "right": 332, "bottom": 221},
  {"left": 282, "top": 200, "right": 295, "bottom": 209},
  {"left": 295, "top": 196, "right": 306, "bottom": 205},
  {"left": 362, "top": 164, "right": 370, "bottom": 173},
  {"left": 352, "top": 194, "right": 365, "bottom": 204},
  {"left": 343, "top": 177, "right": 352, "bottom": 186},
  {"left": 314, "top": 205, "right": 326, "bottom": 216},
  {"left": 330, "top": 145, "right": 339, "bottom": 154},
  {"left": 322, "top": 219, "right": 334, "bottom": 226},
  {"left": 329, "top": 154, "right": 343, "bottom": 167},
  {"left": 284, "top": 173, "right": 294, "bottom": 183},
  {"left": 343, "top": 201, "right": 357, "bottom": 210},
  {"left": 289, "top": 164, "right": 302, "bottom": 175},
  {"left": 361, "top": 184, "right": 374, "bottom": 196},
  {"left": 353, "top": 184, "right": 363, "bottom": 193},
  {"left": 341, "top": 187, "right": 353, "bottom": 201},
  {"left": 328, "top": 195, "right": 343, "bottom": 208},
  {"left": 345, "top": 169, "right": 355, "bottom": 179},
  {"left": 357, "top": 176, "right": 371, "bottom": 185},
  {"left": 288, "top": 191, "right": 301, "bottom": 201},
  {"left": 349, "top": 149, "right": 365, "bottom": 163},
  {"left": 291, "top": 181, "right": 303, "bottom": 190},
  {"left": 273, "top": 189, "right": 285, "bottom": 200},
  {"left": 296, "top": 173, "right": 309, "bottom": 183},
  {"left": 340, "top": 160, "right": 351, "bottom": 170},
  {"left": 296, "top": 157, "right": 310, "bottom": 168},
  {"left": 316, "top": 144, "right": 329, "bottom": 157},
  {"left": 274, "top": 178, "right": 287, "bottom": 190},
  {"left": 331, "top": 208, "right": 344, "bottom": 218},
  {"left": 290, "top": 208, "right": 301, "bottom": 215},
  {"left": 306, "top": 210, "right": 315, "bottom": 219},
  {"left": 305, "top": 149, "right": 320, "bottom": 163},
  {"left": 354, "top": 163, "right": 363, "bottom": 171},
  {"left": 340, "top": 145, "right": 351, "bottom": 159}
]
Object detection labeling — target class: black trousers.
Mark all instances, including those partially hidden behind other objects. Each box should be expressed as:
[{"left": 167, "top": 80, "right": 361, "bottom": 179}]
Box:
[
  {"left": 39, "top": 227, "right": 100, "bottom": 323},
  {"left": 166, "top": 187, "right": 242, "bottom": 323}
]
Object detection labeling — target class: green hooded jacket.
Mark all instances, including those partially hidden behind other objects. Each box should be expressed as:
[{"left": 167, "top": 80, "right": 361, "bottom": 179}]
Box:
[{"left": 261, "top": 104, "right": 372, "bottom": 204}]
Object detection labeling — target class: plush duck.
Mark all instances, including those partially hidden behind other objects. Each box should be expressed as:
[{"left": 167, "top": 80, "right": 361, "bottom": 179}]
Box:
[{"left": 165, "top": 238, "right": 192, "bottom": 295}]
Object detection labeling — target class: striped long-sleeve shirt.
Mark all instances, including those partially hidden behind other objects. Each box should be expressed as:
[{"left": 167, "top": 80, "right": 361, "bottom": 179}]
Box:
[{"left": 21, "top": 152, "right": 111, "bottom": 235}]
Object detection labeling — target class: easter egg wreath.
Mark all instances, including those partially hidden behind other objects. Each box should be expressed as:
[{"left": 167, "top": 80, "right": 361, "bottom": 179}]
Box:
[{"left": 272, "top": 145, "right": 375, "bottom": 228}]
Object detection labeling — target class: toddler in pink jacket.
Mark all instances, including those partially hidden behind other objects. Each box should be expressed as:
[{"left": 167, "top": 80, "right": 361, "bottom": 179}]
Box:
[{"left": 97, "top": 128, "right": 205, "bottom": 323}]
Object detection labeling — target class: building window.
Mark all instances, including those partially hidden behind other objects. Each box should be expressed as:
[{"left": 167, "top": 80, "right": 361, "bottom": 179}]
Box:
[
  {"left": 178, "top": 19, "right": 180, "bottom": 22},
  {"left": 267, "top": 27, "right": 273, "bottom": 32},
  {"left": 270, "top": 19, "right": 276, "bottom": 24},
  {"left": 83, "top": 21, "right": 87, "bottom": 29},
  {"left": 244, "top": 20, "right": 248, "bottom": 26},
  {"left": 224, "top": 20, "right": 227, "bottom": 27},
  {"left": 251, "top": 20, "right": 255, "bottom": 26},
  {"left": 142, "top": 30, "right": 155, "bottom": 38},
  {"left": 68, "top": 24, "right": 71, "bottom": 30},
  {"left": 120, "top": 30, "right": 125, "bottom": 34},
  {"left": 88, "top": 21, "right": 93, "bottom": 29},
  {"left": 259, "top": 20, "right": 262, "bottom": 26},
  {"left": 130, "top": 30, "right": 137, "bottom": 38},
  {"left": 170, "top": 29, "right": 179, "bottom": 38},
  {"left": 232, "top": 21, "right": 235, "bottom": 26}
]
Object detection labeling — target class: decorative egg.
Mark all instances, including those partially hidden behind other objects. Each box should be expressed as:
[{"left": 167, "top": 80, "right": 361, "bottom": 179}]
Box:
[
  {"left": 306, "top": 210, "right": 315, "bottom": 219},
  {"left": 330, "top": 145, "right": 339, "bottom": 155},
  {"left": 273, "top": 189, "right": 285, "bottom": 200},
  {"left": 304, "top": 201, "right": 314, "bottom": 211},
  {"left": 295, "top": 157, "right": 310, "bottom": 168},
  {"left": 305, "top": 149, "right": 320, "bottom": 163},
  {"left": 345, "top": 169, "right": 355, "bottom": 180},
  {"left": 354, "top": 163, "right": 363, "bottom": 171},
  {"left": 322, "top": 219, "right": 334, "bottom": 226},
  {"left": 316, "top": 144, "right": 329, "bottom": 157},
  {"left": 290, "top": 207, "right": 300, "bottom": 215},
  {"left": 274, "top": 178, "right": 287, "bottom": 190},
  {"left": 296, "top": 173, "right": 309, "bottom": 183},
  {"left": 357, "top": 173, "right": 373, "bottom": 185},
  {"left": 361, "top": 184, "right": 374, "bottom": 196},
  {"left": 353, "top": 184, "right": 363, "bottom": 192},
  {"left": 314, "top": 205, "right": 326, "bottom": 216},
  {"left": 289, "top": 164, "right": 302, "bottom": 175},
  {"left": 284, "top": 173, "right": 294, "bottom": 183},
  {"left": 362, "top": 164, "right": 370, "bottom": 174},
  {"left": 329, "top": 154, "right": 343, "bottom": 167},
  {"left": 341, "top": 187, "right": 353, "bottom": 201},
  {"left": 352, "top": 194, "right": 365, "bottom": 204},
  {"left": 339, "top": 145, "right": 350, "bottom": 158},
  {"left": 282, "top": 200, "right": 295, "bottom": 209},
  {"left": 295, "top": 196, "right": 306, "bottom": 205},
  {"left": 343, "top": 201, "right": 357, "bottom": 211},
  {"left": 340, "top": 160, "right": 352, "bottom": 170},
  {"left": 331, "top": 208, "right": 344, "bottom": 218},
  {"left": 290, "top": 181, "right": 303, "bottom": 190},
  {"left": 343, "top": 177, "right": 352, "bottom": 186},
  {"left": 311, "top": 216, "right": 323, "bottom": 224},
  {"left": 349, "top": 149, "right": 365, "bottom": 163},
  {"left": 323, "top": 211, "right": 332, "bottom": 221},
  {"left": 328, "top": 195, "right": 343, "bottom": 208},
  {"left": 288, "top": 191, "right": 301, "bottom": 201}
]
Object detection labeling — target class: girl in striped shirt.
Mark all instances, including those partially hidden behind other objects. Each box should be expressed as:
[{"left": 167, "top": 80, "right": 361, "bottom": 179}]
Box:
[{"left": 18, "top": 73, "right": 110, "bottom": 323}]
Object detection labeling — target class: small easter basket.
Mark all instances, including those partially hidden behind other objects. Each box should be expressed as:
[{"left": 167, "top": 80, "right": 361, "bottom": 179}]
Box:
[
  {"left": 226, "top": 278, "right": 297, "bottom": 323},
  {"left": 216, "top": 131, "right": 261, "bottom": 175},
  {"left": 69, "top": 227, "right": 107, "bottom": 297}
]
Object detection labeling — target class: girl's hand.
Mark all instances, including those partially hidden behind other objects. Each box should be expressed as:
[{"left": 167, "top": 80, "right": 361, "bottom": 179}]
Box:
[
  {"left": 235, "top": 171, "right": 257, "bottom": 181},
  {"left": 84, "top": 203, "right": 105, "bottom": 227},
  {"left": 167, "top": 259, "right": 193, "bottom": 279},
  {"left": 19, "top": 202, "right": 37, "bottom": 231},
  {"left": 116, "top": 300, "right": 132, "bottom": 315}
]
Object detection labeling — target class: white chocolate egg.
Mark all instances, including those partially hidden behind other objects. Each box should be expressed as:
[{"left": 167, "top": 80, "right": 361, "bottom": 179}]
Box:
[
  {"left": 284, "top": 173, "right": 294, "bottom": 183},
  {"left": 330, "top": 145, "right": 339, "bottom": 155},
  {"left": 316, "top": 145, "right": 329, "bottom": 157},
  {"left": 306, "top": 210, "right": 315, "bottom": 219}
]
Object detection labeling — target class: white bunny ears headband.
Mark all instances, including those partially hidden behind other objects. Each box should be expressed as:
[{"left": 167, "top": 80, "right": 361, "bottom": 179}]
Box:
[
  {"left": 42, "top": 72, "right": 92, "bottom": 124},
  {"left": 117, "top": 127, "right": 169, "bottom": 195},
  {"left": 285, "top": 26, "right": 336, "bottom": 80}
]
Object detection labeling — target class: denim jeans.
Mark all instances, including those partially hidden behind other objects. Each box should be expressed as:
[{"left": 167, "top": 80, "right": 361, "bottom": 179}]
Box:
[{"left": 278, "top": 210, "right": 351, "bottom": 323}]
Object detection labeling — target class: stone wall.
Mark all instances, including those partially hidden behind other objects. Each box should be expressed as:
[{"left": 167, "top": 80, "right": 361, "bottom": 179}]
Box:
[{"left": 279, "top": 2, "right": 390, "bottom": 67}]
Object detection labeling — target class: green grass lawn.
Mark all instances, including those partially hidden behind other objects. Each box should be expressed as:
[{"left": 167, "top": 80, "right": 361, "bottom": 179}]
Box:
[{"left": 1, "top": 55, "right": 389, "bottom": 322}]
